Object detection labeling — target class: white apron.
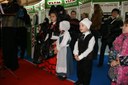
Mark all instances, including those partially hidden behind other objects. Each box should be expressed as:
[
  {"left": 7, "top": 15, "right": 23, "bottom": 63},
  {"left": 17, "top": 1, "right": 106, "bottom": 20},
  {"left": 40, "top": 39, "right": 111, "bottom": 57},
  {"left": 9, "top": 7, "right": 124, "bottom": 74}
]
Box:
[{"left": 56, "top": 46, "right": 67, "bottom": 73}]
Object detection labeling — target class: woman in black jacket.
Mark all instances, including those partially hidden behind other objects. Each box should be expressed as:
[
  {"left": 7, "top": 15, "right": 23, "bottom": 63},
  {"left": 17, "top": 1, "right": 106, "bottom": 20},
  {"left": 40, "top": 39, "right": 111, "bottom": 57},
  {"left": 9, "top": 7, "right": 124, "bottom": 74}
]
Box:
[{"left": 98, "top": 8, "right": 123, "bottom": 67}]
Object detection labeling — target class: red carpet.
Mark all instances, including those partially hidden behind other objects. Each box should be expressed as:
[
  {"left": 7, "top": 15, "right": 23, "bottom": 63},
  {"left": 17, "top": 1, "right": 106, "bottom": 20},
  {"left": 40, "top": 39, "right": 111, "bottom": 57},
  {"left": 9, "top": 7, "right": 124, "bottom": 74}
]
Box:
[{"left": 0, "top": 55, "right": 73, "bottom": 85}]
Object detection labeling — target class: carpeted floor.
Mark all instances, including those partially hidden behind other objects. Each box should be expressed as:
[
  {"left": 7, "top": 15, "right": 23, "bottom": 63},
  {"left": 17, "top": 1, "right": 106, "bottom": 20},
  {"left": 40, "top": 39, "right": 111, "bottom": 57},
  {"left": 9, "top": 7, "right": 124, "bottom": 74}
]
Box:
[
  {"left": 0, "top": 48, "right": 111, "bottom": 85},
  {"left": 90, "top": 57, "right": 111, "bottom": 85},
  {"left": 0, "top": 59, "right": 73, "bottom": 85}
]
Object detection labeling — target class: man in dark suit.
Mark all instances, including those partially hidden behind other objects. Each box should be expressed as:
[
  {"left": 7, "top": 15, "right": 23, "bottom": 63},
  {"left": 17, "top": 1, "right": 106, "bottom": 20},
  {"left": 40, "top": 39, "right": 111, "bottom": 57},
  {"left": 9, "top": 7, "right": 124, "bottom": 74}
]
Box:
[{"left": 69, "top": 10, "right": 80, "bottom": 52}]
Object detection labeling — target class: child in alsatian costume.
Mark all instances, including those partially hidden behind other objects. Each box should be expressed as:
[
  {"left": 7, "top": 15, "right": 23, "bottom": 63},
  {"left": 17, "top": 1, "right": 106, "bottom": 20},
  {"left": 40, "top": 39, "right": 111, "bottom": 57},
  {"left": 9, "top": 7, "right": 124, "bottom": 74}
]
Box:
[
  {"left": 55, "top": 21, "right": 74, "bottom": 79},
  {"left": 38, "top": 5, "right": 60, "bottom": 74}
]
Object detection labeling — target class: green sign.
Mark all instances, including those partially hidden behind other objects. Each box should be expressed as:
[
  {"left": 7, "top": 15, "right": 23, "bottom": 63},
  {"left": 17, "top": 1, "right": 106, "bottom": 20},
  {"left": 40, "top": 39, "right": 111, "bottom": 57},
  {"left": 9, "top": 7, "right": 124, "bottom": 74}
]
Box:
[
  {"left": 79, "top": 0, "right": 91, "bottom": 4},
  {"left": 92, "top": 0, "right": 120, "bottom": 2},
  {"left": 64, "top": 0, "right": 79, "bottom": 7},
  {"left": 45, "top": 0, "right": 63, "bottom": 9},
  {"left": 121, "top": 0, "right": 128, "bottom": 1},
  {"left": 25, "top": 6, "right": 35, "bottom": 13},
  {"left": 45, "top": 0, "right": 79, "bottom": 8}
]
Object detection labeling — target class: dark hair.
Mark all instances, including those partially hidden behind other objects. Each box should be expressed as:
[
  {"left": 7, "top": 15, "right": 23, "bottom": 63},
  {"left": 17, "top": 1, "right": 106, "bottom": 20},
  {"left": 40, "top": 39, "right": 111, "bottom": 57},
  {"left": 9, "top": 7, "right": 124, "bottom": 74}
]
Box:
[
  {"left": 91, "top": 4, "right": 103, "bottom": 30},
  {"left": 71, "top": 10, "right": 76, "bottom": 14},
  {"left": 94, "top": 4, "right": 102, "bottom": 12},
  {"left": 56, "top": 5, "right": 65, "bottom": 14},
  {"left": 44, "top": 17, "right": 49, "bottom": 24},
  {"left": 56, "top": 5, "right": 69, "bottom": 21},
  {"left": 124, "top": 18, "right": 128, "bottom": 24},
  {"left": 83, "top": 13, "right": 88, "bottom": 18},
  {"left": 112, "top": 8, "right": 120, "bottom": 14},
  {"left": 49, "top": 5, "right": 69, "bottom": 22},
  {"left": 49, "top": 5, "right": 57, "bottom": 16}
]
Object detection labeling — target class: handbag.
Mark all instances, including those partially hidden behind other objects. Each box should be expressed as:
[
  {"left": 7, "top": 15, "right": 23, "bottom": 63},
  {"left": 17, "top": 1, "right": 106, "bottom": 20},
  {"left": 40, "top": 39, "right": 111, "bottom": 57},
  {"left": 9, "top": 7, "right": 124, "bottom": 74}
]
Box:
[
  {"left": 108, "top": 65, "right": 119, "bottom": 81},
  {"left": 108, "top": 50, "right": 117, "bottom": 64}
]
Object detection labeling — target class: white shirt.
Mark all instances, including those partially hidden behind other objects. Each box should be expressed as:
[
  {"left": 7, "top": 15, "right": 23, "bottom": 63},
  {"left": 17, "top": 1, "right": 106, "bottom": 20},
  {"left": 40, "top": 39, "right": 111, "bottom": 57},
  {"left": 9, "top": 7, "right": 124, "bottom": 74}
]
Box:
[{"left": 73, "top": 31, "right": 95, "bottom": 60}]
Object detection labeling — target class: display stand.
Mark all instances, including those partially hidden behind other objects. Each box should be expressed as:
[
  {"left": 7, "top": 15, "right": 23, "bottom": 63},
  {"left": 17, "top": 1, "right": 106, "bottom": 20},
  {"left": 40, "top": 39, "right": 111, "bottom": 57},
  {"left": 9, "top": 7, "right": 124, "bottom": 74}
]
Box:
[{"left": 122, "top": 1, "right": 128, "bottom": 21}]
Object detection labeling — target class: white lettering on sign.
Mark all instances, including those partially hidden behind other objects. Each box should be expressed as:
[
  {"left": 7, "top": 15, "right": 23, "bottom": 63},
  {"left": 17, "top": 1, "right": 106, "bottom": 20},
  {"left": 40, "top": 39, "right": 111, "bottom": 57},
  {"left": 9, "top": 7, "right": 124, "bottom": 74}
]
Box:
[
  {"left": 48, "top": 1, "right": 62, "bottom": 5},
  {"left": 65, "top": 0, "right": 76, "bottom": 3}
]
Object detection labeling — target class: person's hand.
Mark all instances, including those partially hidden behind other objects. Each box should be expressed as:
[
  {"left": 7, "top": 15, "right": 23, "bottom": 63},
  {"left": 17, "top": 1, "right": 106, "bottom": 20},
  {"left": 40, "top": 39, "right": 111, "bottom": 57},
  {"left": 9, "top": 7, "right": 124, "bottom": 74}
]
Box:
[
  {"left": 110, "top": 60, "right": 119, "bottom": 67},
  {"left": 52, "top": 41, "right": 56, "bottom": 45},
  {"left": 74, "top": 55, "right": 80, "bottom": 61},
  {"left": 54, "top": 47, "right": 58, "bottom": 54}
]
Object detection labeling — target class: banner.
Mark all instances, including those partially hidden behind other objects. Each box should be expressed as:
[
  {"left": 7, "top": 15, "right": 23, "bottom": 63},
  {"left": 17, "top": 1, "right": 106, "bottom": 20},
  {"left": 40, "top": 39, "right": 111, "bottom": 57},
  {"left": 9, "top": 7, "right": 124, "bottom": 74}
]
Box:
[
  {"left": 45, "top": 0, "right": 79, "bottom": 9},
  {"left": 64, "top": 0, "right": 78, "bottom": 8},
  {"left": 45, "top": 0, "right": 63, "bottom": 9},
  {"left": 25, "top": 6, "right": 35, "bottom": 13}
]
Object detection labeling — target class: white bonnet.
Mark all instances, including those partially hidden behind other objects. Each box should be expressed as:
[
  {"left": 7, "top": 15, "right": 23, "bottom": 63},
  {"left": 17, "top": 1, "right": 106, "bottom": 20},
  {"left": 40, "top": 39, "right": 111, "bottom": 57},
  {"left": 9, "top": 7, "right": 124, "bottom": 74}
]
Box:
[
  {"left": 80, "top": 18, "right": 92, "bottom": 29},
  {"left": 59, "top": 21, "right": 70, "bottom": 31}
]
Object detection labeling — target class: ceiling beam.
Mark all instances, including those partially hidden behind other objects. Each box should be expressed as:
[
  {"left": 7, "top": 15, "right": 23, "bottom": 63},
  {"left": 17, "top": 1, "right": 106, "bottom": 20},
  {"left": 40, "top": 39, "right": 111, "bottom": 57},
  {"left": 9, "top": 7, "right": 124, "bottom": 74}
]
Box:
[
  {"left": 20, "top": 0, "right": 41, "bottom": 6},
  {"left": 0, "top": 0, "right": 7, "bottom": 3}
]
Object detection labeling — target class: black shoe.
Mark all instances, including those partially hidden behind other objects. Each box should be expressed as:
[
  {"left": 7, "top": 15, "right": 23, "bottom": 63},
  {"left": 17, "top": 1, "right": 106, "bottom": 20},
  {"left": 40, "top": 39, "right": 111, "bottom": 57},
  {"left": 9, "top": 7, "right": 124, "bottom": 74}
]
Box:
[
  {"left": 74, "top": 81, "right": 83, "bottom": 85},
  {"left": 33, "top": 61, "right": 41, "bottom": 64},
  {"left": 57, "top": 75, "right": 67, "bottom": 80}
]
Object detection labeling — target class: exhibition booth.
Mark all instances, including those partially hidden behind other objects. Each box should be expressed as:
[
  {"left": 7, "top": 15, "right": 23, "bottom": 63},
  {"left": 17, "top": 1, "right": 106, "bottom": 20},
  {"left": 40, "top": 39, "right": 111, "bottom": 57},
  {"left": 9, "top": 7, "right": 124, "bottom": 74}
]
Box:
[
  {"left": 1, "top": 0, "right": 128, "bottom": 60},
  {"left": 22, "top": 0, "right": 128, "bottom": 57}
]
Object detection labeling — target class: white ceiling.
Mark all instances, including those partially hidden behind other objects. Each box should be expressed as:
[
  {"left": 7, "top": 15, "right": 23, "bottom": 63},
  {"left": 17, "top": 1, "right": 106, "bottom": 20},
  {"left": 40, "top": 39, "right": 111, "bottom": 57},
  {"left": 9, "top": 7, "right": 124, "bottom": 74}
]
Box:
[{"left": 0, "top": 0, "right": 42, "bottom": 6}]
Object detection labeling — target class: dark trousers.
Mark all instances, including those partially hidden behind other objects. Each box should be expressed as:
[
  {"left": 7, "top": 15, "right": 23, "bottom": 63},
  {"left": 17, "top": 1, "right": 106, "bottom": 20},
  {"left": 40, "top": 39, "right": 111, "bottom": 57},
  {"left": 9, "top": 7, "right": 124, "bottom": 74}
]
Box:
[
  {"left": 2, "top": 27, "right": 19, "bottom": 70},
  {"left": 91, "top": 30, "right": 100, "bottom": 59},
  {"left": 69, "top": 32, "right": 79, "bottom": 53},
  {"left": 77, "top": 59, "right": 92, "bottom": 85},
  {"left": 17, "top": 27, "right": 27, "bottom": 58},
  {"left": 33, "top": 43, "right": 42, "bottom": 62},
  {"left": 98, "top": 40, "right": 112, "bottom": 65}
]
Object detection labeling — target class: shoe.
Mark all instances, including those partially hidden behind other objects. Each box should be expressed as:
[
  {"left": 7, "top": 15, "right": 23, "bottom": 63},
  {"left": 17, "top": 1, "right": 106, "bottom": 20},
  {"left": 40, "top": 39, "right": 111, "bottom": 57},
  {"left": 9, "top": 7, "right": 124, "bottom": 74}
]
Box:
[
  {"left": 74, "top": 81, "right": 83, "bottom": 85},
  {"left": 79, "top": 84, "right": 83, "bottom": 85},
  {"left": 57, "top": 75, "right": 67, "bottom": 80},
  {"left": 33, "top": 61, "right": 41, "bottom": 64}
]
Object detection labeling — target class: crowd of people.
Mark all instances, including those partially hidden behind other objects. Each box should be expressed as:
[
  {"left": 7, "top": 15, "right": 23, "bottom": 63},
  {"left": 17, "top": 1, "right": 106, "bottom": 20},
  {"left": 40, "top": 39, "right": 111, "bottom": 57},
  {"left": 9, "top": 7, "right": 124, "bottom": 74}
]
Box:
[
  {"left": 33, "top": 4, "right": 128, "bottom": 85},
  {"left": 31, "top": 4, "right": 128, "bottom": 85},
  {"left": 1, "top": 1, "right": 128, "bottom": 85}
]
